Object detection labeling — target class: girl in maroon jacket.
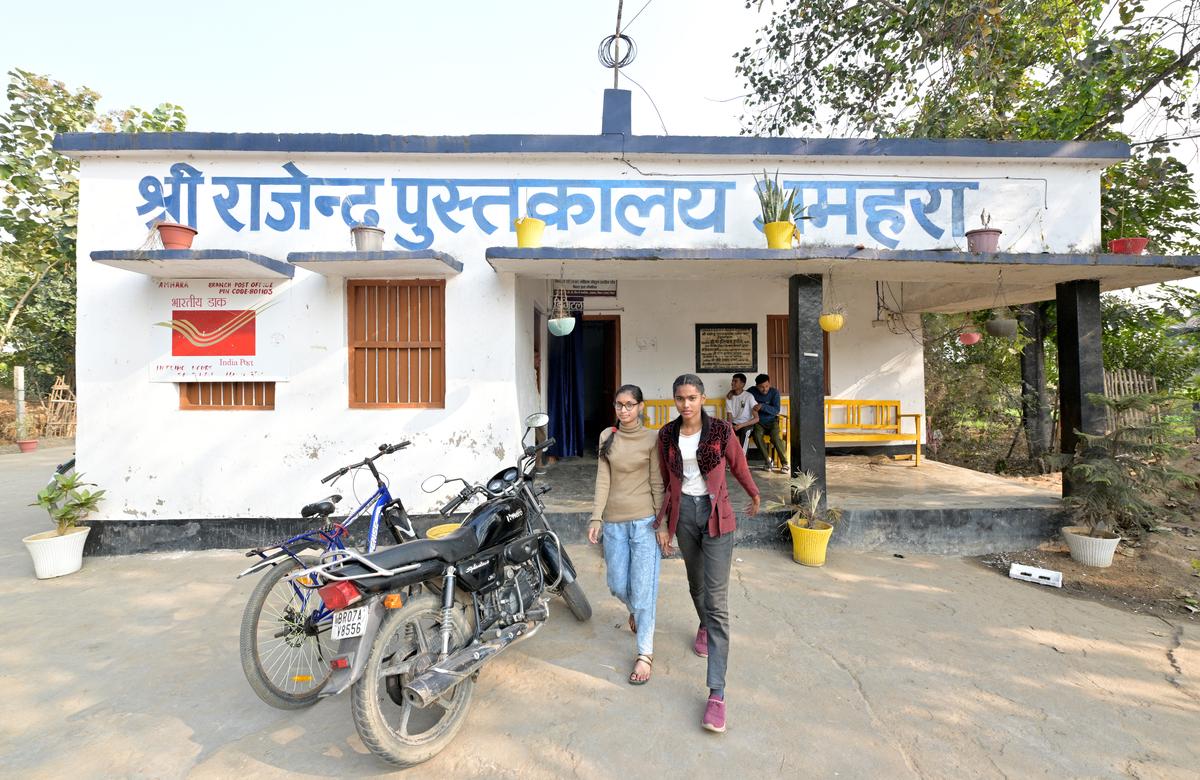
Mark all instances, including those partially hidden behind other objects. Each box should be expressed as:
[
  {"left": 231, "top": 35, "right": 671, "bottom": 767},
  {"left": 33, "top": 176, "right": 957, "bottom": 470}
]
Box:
[{"left": 655, "top": 373, "right": 760, "bottom": 733}]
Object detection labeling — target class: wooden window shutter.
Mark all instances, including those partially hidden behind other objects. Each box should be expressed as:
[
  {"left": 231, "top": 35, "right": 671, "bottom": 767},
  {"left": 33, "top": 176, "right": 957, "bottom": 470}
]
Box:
[
  {"left": 179, "top": 382, "right": 275, "bottom": 410},
  {"left": 766, "top": 315, "right": 831, "bottom": 396},
  {"left": 348, "top": 279, "right": 446, "bottom": 408}
]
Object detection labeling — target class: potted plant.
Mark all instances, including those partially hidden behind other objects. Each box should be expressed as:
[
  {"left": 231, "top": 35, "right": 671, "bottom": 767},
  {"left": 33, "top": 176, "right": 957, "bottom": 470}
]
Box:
[
  {"left": 23, "top": 471, "right": 105, "bottom": 579},
  {"left": 154, "top": 218, "right": 198, "bottom": 250},
  {"left": 1057, "top": 392, "right": 1197, "bottom": 567},
  {"left": 958, "top": 329, "right": 982, "bottom": 346},
  {"left": 351, "top": 223, "right": 385, "bottom": 251},
  {"left": 766, "top": 471, "right": 842, "bottom": 566},
  {"left": 985, "top": 307, "right": 1018, "bottom": 338},
  {"left": 1108, "top": 207, "right": 1150, "bottom": 255},
  {"left": 755, "top": 170, "right": 810, "bottom": 249},
  {"left": 14, "top": 410, "right": 37, "bottom": 453},
  {"left": 819, "top": 304, "right": 846, "bottom": 333},
  {"left": 965, "top": 210, "right": 1002, "bottom": 252}
]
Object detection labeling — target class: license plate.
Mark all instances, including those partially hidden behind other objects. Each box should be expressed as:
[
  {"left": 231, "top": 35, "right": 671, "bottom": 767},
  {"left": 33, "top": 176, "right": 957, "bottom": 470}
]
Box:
[{"left": 331, "top": 606, "right": 368, "bottom": 640}]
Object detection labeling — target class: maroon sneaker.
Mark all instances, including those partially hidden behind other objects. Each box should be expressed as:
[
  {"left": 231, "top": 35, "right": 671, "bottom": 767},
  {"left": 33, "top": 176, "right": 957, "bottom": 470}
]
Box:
[
  {"left": 702, "top": 695, "right": 726, "bottom": 733},
  {"left": 693, "top": 625, "right": 708, "bottom": 658}
]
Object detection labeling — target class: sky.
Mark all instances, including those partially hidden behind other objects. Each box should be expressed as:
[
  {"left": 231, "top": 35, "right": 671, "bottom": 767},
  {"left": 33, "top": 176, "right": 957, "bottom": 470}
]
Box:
[{"left": 0, "top": 0, "right": 762, "bottom": 136}]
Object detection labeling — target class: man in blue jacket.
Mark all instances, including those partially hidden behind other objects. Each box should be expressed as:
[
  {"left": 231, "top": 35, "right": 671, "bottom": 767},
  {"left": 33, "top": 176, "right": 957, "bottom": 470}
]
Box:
[{"left": 748, "top": 374, "right": 787, "bottom": 472}]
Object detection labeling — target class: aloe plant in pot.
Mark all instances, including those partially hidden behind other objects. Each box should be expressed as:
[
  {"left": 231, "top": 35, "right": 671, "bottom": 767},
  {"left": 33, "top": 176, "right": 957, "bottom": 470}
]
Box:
[
  {"left": 1056, "top": 392, "right": 1197, "bottom": 567},
  {"left": 23, "top": 471, "right": 105, "bottom": 579},
  {"left": 755, "top": 170, "right": 811, "bottom": 249},
  {"left": 765, "top": 471, "right": 843, "bottom": 566}
]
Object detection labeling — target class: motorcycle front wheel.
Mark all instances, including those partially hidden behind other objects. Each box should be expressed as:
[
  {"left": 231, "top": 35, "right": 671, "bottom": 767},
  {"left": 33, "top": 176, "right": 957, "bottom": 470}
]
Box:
[
  {"left": 239, "top": 555, "right": 334, "bottom": 709},
  {"left": 351, "top": 594, "right": 475, "bottom": 768},
  {"left": 558, "top": 578, "right": 593, "bottom": 622}
]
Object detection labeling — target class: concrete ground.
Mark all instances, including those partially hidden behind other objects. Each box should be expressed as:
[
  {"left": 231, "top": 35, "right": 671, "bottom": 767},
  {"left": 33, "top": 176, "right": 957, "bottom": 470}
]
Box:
[{"left": 3, "top": 444, "right": 1198, "bottom": 779}]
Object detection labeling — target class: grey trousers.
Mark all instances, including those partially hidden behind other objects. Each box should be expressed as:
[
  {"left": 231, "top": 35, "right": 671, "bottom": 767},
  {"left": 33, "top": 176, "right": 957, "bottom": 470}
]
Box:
[{"left": 674, "top": 494, "right": 734, "bottom": 692}]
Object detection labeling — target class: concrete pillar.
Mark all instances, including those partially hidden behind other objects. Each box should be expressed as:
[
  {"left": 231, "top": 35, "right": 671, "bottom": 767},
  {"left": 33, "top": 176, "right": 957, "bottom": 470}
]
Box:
[
  {"left": 788, "top": 274, "right": 826, "bottom": 496},
  {"left": 1055, "top": 280, "right": 1105, "bottom": 495}
]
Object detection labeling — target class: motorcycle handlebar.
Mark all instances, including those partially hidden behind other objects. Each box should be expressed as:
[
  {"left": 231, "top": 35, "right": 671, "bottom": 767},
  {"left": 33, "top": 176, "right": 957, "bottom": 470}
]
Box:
[{"left": 439, "top": 489, "right": 471, "bottom": 517}]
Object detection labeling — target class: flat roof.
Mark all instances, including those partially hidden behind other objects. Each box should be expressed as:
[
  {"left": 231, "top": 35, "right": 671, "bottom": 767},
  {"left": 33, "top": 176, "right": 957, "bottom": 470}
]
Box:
[{"left": 53, "top": 132, "right": 1129, "bottom": 162}]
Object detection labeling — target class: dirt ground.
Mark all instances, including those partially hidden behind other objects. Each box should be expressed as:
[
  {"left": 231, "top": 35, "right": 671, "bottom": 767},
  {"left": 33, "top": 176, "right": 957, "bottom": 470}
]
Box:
[{"left": 979, "top": 462, "right": 1200, "bottom": 622}]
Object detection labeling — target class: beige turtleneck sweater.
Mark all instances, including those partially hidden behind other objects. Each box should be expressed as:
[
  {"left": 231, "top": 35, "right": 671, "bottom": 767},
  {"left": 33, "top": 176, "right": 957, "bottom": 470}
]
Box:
[{"left": 590, "top": 420, "right": 664, "bottom": 524}]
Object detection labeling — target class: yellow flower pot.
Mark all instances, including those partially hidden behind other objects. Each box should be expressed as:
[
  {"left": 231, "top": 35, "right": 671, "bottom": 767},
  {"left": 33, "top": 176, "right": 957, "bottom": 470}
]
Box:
[
  {"left": 819, "top": 313, "right": 845, "bottom": 332},
  {"left": 787, "top": 519, "right": 834, "bottom": 566},
  {"left": 426, "top": 522, "right": 462, "bottom": 540},
  {"left": 764, "top": 221, "right": 796, "bottom": 249},
  {"left": 514, "top": 217, "right": 545, "bottom": 248}
]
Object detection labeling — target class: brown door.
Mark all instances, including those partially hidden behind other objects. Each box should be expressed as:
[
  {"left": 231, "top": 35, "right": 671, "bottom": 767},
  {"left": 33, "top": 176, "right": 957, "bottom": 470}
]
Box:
[{"left": 766, "top": 314, "right": 830, "bottom": 395}]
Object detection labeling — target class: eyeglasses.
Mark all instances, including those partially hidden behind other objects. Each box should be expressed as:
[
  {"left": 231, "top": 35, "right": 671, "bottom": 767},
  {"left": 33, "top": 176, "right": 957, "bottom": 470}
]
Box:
[{"left": 613, "top": 401, "right": 641, "bottom": 411}]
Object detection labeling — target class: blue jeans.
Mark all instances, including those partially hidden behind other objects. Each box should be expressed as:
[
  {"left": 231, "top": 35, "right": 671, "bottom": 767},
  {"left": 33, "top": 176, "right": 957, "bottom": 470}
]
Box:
[{"left": 602, "top": 515, "right": 661, "bottom": 655}]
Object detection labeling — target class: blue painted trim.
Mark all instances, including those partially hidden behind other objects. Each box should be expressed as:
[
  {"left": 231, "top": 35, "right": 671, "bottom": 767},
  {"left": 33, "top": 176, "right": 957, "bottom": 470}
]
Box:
[
  {"left": 90, "top": 249, "right": 295, "bottom": 278},
  {"left": 286, "top": 250, "right": 463, "bottom": 273},
  {"left": 54, "top": 132, "right": 1129, "bottom": 161},
  {"left": 483, "top": 246, "right": 1200, "bottom": 269}
]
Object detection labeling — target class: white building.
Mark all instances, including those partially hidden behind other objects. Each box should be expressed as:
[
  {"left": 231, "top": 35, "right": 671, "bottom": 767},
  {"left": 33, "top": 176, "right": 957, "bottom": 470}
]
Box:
[{"left": 57, "top": 92, "right": 1200, "bottom": 552}]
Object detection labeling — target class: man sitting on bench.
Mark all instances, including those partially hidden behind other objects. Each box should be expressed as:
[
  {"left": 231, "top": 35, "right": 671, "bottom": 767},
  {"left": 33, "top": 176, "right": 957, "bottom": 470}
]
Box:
[
  {"left": 748, "top": 373, "right": 787, "bottom": 472},
  {"left": 724, "top": 373, "right": 759, "bottom": 448}
]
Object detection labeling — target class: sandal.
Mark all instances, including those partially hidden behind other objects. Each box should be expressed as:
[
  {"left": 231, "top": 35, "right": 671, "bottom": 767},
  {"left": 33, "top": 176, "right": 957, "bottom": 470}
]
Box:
[
  {"left": 629, "top": 654, "right": 653, "bottom": 685},
  {"left": 628, "top": 614, "right": 637, "bottom": 634}
]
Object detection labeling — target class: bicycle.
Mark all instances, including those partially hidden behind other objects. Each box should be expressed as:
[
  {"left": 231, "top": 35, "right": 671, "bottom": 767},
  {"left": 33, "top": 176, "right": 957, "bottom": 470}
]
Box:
[{"left": 237, "top": 441, "right": 415, "bottom": 709}]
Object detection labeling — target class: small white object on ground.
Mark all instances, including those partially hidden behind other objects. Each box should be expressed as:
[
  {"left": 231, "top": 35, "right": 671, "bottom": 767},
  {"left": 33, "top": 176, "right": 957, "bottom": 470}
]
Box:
[{"left": 1008, "top": 562, "right": 1063, "bottom": 588}]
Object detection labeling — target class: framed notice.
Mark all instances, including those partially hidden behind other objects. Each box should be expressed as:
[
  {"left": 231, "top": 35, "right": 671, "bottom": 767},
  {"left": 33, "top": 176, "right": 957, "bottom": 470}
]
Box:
[
  {"left": 149, "top": 279, "right": 290, "bottom": 382},
  {"left": 695, "top": 323, "right": 757, "bottom": 373}
]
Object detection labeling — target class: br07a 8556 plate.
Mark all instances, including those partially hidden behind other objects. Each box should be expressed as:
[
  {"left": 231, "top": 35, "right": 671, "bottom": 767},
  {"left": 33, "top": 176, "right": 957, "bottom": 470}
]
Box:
[{"left": 332, "top": 606, "right": 368, "bottom": 640}]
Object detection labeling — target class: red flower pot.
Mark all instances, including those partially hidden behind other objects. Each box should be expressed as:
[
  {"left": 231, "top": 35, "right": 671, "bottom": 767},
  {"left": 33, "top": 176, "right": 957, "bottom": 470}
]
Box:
[
  {"left": 16, "top": 439, "right": 38, "bottom": 453},
  {"left": 156, "top": 222, "right": 198, "bottom": 250},
  {"left": 958, "top": 331, "right": 982, "bottom": 346},
  {"left": 1108, "top": 237, "right": 1149, "bottom": 255}
]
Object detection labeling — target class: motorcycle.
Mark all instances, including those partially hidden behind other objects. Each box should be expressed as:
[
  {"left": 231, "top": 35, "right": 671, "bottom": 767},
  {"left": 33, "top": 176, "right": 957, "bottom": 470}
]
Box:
[{"left": 291, "top": 413, "right": 591, "bottom": 767}]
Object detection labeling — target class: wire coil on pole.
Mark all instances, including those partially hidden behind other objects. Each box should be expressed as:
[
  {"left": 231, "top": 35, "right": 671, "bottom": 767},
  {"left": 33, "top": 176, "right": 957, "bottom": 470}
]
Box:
[{"left": 597, "top": 33, "right": 637, "bottom": 70}]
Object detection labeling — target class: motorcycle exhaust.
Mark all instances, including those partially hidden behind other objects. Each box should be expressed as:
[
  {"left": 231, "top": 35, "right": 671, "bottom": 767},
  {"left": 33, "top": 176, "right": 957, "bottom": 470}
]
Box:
[{"left": 404, "top": 620, "right": 541, "bottom": 707}]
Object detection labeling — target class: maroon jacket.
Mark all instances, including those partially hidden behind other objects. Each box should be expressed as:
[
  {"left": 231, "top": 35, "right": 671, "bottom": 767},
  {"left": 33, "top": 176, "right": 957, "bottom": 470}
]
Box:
[{"left": 654, "top": 413, "right": 759, "bottom": 538}]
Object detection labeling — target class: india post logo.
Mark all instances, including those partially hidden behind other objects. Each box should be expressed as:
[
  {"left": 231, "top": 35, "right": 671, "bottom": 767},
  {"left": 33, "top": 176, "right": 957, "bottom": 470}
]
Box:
[{"left": 164, "top": 309, "right": 256, "bottom": 356}]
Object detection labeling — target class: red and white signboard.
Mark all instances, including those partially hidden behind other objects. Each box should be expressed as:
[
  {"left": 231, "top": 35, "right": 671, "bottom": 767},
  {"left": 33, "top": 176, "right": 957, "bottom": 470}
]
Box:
[{"left": 150, "top": 279, "right": 289, "bottom": 382}]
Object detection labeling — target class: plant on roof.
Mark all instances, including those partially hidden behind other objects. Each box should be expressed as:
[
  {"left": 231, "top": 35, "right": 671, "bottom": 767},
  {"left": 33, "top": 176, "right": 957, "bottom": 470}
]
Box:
[{"left": 754, "top": 170, "right": 810, "bottom": 225}]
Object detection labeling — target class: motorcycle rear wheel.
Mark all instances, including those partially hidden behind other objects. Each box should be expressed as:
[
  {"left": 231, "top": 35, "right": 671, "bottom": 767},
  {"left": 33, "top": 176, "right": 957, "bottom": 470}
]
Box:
[
  {"left": 239, "top": 555, "right": 334, "bottom": 709},
  {"left": 351, "top": 594, "right": 475, "bottom": 768}
]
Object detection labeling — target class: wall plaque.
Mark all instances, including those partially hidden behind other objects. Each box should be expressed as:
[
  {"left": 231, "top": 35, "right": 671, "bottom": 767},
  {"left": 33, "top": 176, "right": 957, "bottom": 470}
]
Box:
[{"left": 695, "top": 323, "right": 757, "bottom": 373}]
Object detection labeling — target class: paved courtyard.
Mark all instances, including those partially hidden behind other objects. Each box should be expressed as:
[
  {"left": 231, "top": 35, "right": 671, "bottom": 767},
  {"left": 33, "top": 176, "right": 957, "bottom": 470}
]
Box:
[{"left": 2, "top": 444, "right": 1197, "bottom": 778}]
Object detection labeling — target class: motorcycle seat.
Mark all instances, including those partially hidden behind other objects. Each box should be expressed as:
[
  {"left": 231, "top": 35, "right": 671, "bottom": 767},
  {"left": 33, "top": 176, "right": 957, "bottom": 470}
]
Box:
[{"left": 338, "top": 524, "right": 479, "bottom": 581}]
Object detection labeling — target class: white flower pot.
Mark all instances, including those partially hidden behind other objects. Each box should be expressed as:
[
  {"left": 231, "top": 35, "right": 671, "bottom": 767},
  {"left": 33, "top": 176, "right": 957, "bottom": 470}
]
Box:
[
  {"left": 1061, "top": 526, "right": 1120, "bottom": 568},
  {"left": 22, "top": 526, "right": 91, "bottom": 579}
]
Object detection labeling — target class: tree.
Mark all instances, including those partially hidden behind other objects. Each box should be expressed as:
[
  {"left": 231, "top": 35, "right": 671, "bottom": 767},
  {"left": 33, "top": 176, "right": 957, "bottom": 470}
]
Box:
[
  {"left": 0, "top": 69, "right": 186, "bottom": 393},
  {"left": 737, "top": 0, "right": 1200, "bottom": 469}
]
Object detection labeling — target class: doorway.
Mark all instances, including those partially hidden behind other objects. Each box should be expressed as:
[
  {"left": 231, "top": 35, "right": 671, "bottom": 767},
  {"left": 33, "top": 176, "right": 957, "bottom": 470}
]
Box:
[{"left": 580, "top": 315, "right": 621, "bottom": 453}]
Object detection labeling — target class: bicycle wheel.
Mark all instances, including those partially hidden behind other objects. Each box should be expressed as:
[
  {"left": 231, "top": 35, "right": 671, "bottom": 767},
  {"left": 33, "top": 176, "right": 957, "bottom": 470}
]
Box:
[{"left": 239, "top": 555, "right": 335, "bottom": 709}]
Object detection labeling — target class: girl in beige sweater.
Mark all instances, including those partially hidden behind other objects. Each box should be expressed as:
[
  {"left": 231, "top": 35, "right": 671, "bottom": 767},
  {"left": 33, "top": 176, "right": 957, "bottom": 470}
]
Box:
[{"left": 588, "top": 384, "right": 664, "bottom": 684}]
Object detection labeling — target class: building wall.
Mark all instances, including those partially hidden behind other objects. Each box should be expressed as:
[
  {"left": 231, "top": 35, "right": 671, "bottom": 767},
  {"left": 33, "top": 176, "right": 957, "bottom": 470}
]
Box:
[{"left": 73, "top": 151, "right": 1101, "bottom": 519}]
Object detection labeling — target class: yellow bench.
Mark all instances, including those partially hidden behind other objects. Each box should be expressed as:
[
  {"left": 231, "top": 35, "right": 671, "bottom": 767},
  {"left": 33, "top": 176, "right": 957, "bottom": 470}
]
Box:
[
  {"left": 824, "top": 399, "right": 921, "bottom": 466},
  {"left": 642, "top": 398, "right": 919, "bottom": 467}
]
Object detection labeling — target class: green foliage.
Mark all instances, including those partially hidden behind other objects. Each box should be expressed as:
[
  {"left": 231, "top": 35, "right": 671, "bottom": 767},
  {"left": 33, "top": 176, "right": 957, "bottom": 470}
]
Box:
[
  {"left": 31, "top": 471, "right": 105, "bottom": 536},
  {"left": 736, "top": 0, "right": 1200, "bottom": 253},
  {"left": 1058, "top": 392, "right": 1198, "bottom": 537},
  {"left": 0, "top": 68, "right": 186, "bottom": 390},
  {"left": 763, "top": 470, "right": 843, "bottom": 528},
  {"left": 1101, "top": 285, "right": 1200, "bottom": 393},
  {"left": 753, "top": 169, "right": 808, "bottom": 224}
]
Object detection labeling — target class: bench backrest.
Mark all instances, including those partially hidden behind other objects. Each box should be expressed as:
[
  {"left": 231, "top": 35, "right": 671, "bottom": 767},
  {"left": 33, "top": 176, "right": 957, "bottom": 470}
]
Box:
[
  {"left": 825, "top": 399, "right": 902, "bottom": 434},
  {"left": 643, "top": 398, "right": 726, "bottom": 430}
]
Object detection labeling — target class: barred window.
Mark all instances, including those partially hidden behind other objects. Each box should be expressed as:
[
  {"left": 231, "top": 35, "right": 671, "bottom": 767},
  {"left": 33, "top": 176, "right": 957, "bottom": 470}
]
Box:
[
  {"left": 179, "top": 382, "right": 275, "bottom": 410},
  {"left": 348, "top": 279, "right": 445, "bottom": 408}
]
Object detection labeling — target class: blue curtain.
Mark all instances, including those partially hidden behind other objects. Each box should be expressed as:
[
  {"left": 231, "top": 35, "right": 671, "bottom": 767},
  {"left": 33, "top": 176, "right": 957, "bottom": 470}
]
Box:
[{"left": 548, "top": 314, "right": 584, "bottom": 457}]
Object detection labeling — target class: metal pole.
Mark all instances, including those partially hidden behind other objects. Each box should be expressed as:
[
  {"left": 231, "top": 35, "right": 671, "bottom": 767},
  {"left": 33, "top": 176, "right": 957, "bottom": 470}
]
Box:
[{"left": 14, "top": 365, "right": 27, "bottom": 440}]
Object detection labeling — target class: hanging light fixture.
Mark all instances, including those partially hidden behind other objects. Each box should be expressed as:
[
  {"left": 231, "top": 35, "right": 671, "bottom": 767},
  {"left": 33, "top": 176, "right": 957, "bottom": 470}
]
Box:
[{"left": 548, "top": 267, "right": 576, "bottom": 336}]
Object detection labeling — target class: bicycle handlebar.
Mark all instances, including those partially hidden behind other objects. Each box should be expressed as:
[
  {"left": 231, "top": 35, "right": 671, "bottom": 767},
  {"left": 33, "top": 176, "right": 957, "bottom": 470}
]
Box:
[{"left": 319, "top": 441, "right": 411, "bottom": 484}]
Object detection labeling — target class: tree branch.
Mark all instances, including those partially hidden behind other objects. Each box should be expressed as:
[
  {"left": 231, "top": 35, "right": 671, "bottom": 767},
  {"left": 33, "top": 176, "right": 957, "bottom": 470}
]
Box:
[{"left": 1074, "top": 40, "right": 1200, "bottom": 140}]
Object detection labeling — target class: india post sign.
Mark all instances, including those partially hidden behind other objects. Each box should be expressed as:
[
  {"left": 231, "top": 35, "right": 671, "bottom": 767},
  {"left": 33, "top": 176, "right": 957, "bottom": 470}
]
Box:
[{"left": 150, "top": 279, "right": 289, "bottom": 382}]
